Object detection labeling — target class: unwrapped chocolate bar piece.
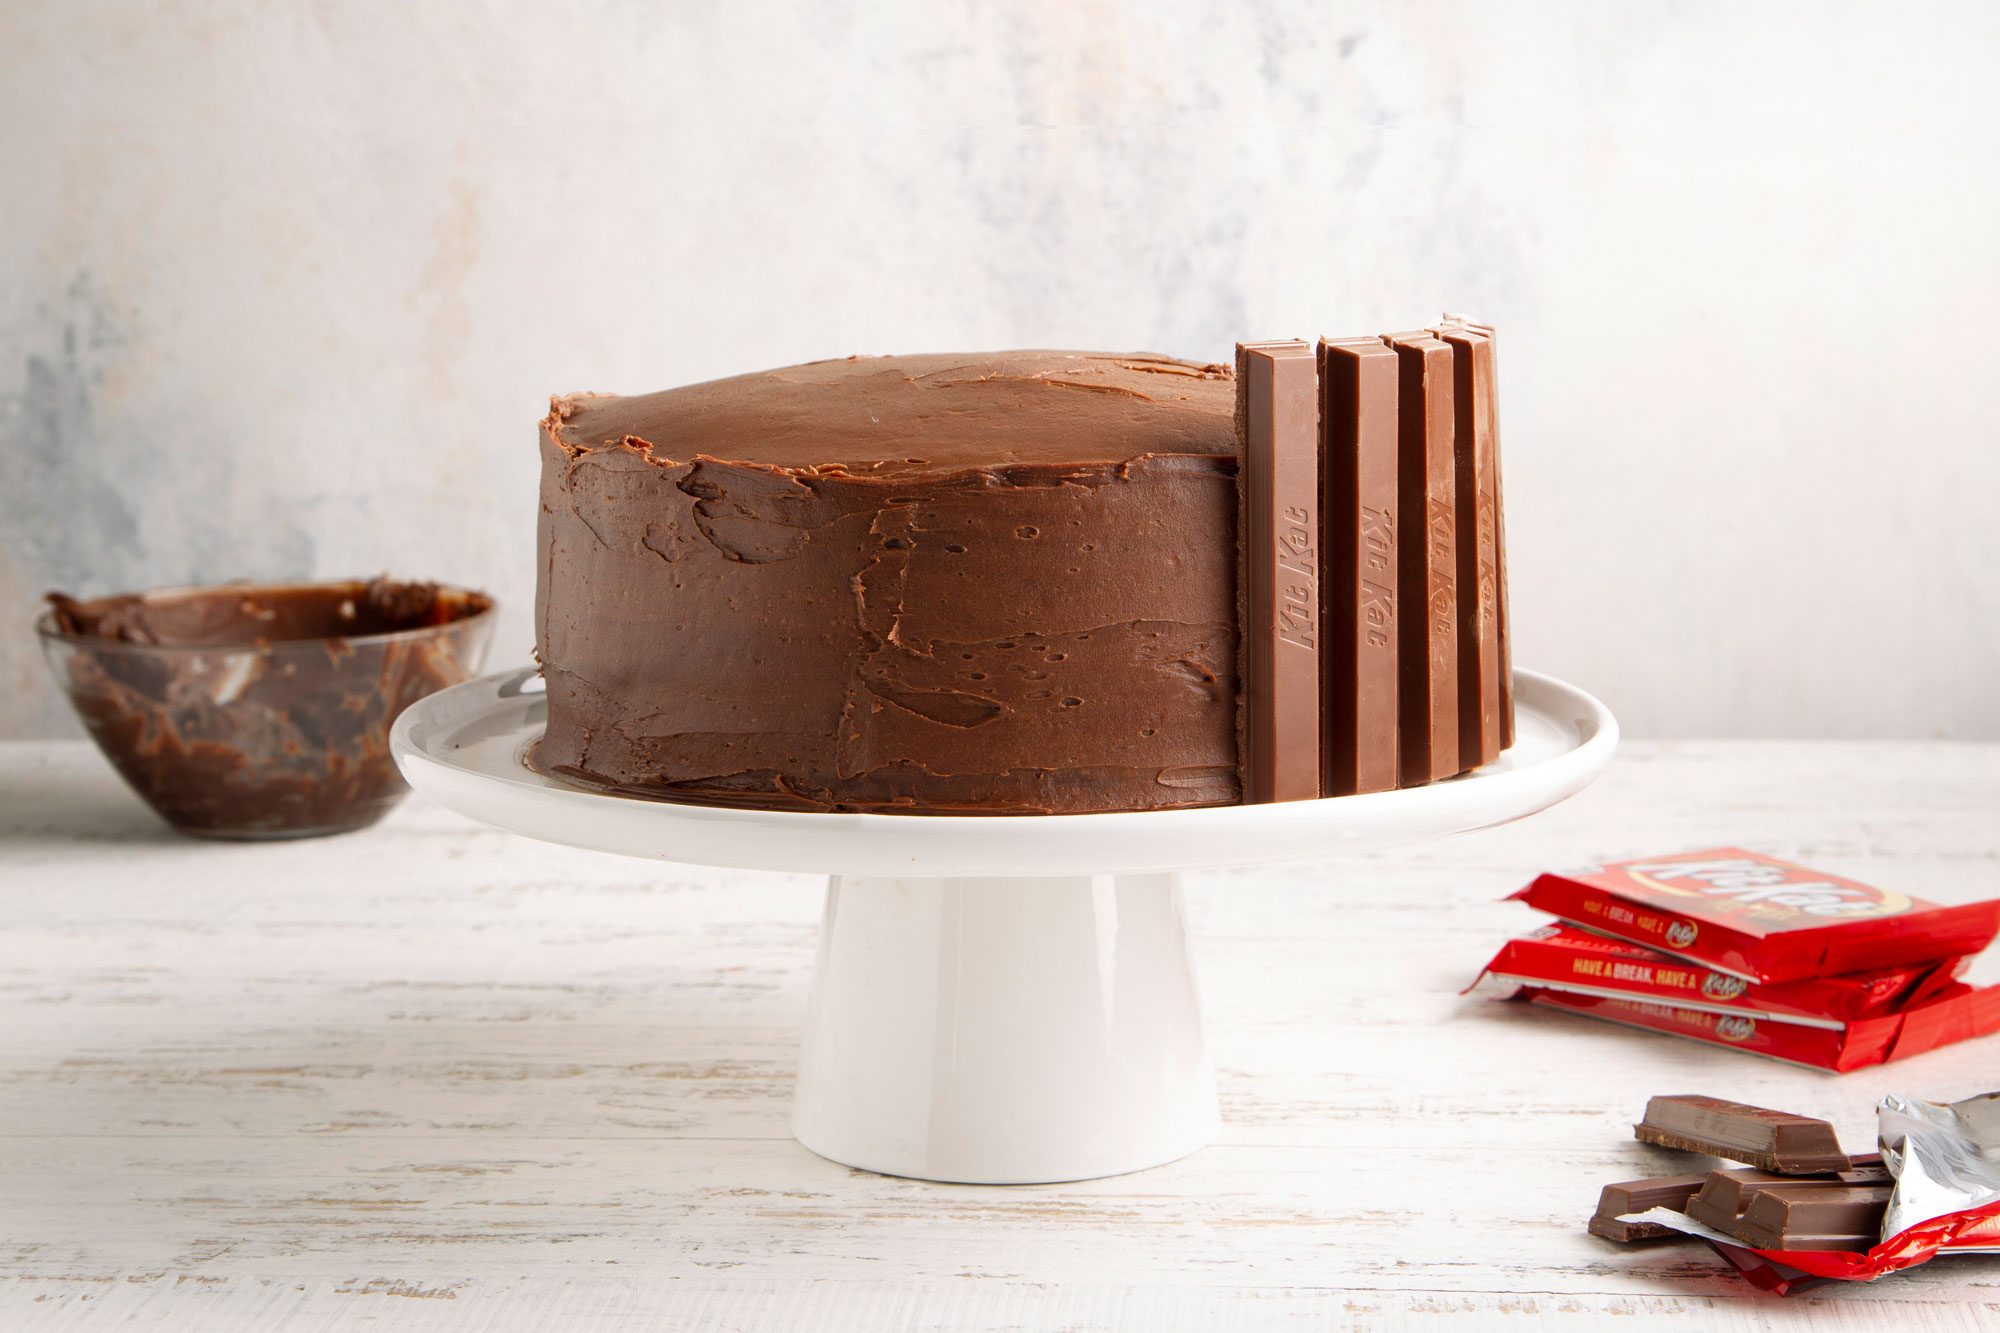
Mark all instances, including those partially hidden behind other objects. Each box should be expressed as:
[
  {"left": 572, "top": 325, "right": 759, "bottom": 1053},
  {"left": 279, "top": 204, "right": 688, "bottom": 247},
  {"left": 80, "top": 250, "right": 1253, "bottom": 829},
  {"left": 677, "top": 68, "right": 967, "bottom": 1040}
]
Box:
[
  {"left": 1587, "top": 1091, "right": 2000, "bottom": 1291},
  {"left": 1634, "top": 1094, "right": 1852, "bottom": 1173},
  {"left": 1588, "top": 1175, "right": 1706, "bottom": 1243},
  {"left": 1686, "top": 1164, "right": 1891, "bottom": 1233},
  {"left": 1733, "top": 1183, "right": 1891, "bottom": 1252}
]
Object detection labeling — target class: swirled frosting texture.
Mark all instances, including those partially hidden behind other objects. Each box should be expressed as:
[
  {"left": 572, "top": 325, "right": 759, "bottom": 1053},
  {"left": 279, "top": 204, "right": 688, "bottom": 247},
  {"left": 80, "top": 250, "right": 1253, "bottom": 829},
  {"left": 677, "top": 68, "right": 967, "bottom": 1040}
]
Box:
[{"left": 532, "top": 351, "right": 1242, "bottom": 814}]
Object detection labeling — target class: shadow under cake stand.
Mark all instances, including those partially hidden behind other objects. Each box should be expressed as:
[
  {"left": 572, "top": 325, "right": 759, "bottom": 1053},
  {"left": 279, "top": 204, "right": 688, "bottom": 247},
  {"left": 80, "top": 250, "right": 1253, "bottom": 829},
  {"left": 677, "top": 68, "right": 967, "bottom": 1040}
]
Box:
[{"left": 391, "top": 667, "right": 1616, "bottom": 1185}]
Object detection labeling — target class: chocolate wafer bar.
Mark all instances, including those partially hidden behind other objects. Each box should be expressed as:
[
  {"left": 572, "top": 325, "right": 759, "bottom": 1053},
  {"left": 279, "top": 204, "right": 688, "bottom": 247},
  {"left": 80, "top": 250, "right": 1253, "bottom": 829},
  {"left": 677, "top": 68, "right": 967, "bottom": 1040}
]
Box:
[
  {"left": 1634, "top": 1095, "right": 1852, "bottom": 1174},
  {"left": 1318, "top": 337, "right": 1400, "bottom": 796},
  {"left": 1430, "top": 320, "right": 1503, "bottom": 769},
  {"left": 1733, "top": 1183, "right": 1891, "bottom": 1252},
  {"left": 1586, "top": 1174, "right": 1706, "bottom": 1243},
  {"left": 1686, "top": 1164, "right": 1892, "bottom": 1233},
  {"left": 1382, "top": 330, "right": 1458, "bottom": 784},
  {"left": 1438, "top": 312, "right": 1511, "bottom": 747},
  {"left": 1236, "top": 340, "right": 1322, "bottom": 803}
]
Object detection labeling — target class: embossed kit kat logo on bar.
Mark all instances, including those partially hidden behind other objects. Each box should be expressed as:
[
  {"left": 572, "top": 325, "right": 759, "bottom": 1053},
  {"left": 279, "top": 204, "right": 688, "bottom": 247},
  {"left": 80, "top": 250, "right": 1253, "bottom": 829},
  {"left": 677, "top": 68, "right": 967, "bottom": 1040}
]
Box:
[
  {"left": 1275, "top": 503, "right": 1317, "bottom": 651},
  {"left": 1236, "top": 340, "right": 1321, "bottom": 804}
]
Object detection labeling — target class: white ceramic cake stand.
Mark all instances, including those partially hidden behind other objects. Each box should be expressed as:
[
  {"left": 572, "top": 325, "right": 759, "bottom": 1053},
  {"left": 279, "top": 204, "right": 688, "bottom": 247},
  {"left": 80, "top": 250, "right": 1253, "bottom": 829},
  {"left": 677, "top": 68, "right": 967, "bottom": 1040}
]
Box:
[{"left": 391, "top": 667, "right": 1615, "bottom": 1185}]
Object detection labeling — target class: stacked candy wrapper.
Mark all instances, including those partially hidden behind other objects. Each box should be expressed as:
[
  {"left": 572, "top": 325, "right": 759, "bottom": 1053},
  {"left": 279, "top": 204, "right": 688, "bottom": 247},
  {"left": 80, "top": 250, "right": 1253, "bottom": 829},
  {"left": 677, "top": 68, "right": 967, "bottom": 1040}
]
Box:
[
  {"left": 1588, "top": 1092, "right": 2000, "bottom": 1293},
  {"left": 1470, "top": 849, "right": 2000, "bottom": 1070}
]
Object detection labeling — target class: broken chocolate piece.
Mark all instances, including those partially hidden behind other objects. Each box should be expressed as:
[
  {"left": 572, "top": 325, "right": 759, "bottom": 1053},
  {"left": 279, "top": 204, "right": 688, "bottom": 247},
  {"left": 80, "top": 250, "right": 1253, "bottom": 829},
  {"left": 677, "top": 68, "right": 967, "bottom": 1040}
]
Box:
[
  {"left": 1687, "top": 1168, "right": 1790, "bottom": 1233},
  {"left": 1235, "top": 340, "right": 1322, "bottom": 804},
  {"left": 1686, "top": 1164, "right": 1893, "bottom": 1233},
  {"left": 1732, "top": 1183, "right": 1891, "bottom": 1252},
  {"left": 1318, "top": 337, "right": 1400, "bottom": 796},
  {"left": 1382, "top": 330, "right": 1458, "bottom": 785},
  {"left": 1634, "top": 1094, "right": 1852, "bottom": 1174},
  {"left": 1587, "top": 1174, "right": 1707, "bottom": 1243}
]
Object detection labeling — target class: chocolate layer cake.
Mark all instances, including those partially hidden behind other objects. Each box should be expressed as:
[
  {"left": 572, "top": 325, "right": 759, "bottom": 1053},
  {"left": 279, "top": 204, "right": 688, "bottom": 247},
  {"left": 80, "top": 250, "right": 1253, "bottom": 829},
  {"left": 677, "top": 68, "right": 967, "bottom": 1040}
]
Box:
[
  {"left": 533, "top": 352, "right": 1243, "bottom": 814},
  {"left": 535, "top": 334, "right": 1515, "bottom": 816}
]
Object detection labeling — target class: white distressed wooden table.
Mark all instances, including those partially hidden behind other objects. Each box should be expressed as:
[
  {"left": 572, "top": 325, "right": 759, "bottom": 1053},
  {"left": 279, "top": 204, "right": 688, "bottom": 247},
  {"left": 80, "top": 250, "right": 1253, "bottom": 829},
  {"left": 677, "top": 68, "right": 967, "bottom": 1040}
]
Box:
[{"left": 2, "top": 739, "right": 1997, "bottom": 1331}]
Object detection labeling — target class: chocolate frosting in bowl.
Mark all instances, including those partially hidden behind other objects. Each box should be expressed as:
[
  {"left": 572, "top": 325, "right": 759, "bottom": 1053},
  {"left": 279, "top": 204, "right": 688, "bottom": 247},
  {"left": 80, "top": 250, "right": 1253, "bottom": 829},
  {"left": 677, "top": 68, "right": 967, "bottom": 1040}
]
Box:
[{"left": 40, "top": 578, "right": 494, "bottom": 838}]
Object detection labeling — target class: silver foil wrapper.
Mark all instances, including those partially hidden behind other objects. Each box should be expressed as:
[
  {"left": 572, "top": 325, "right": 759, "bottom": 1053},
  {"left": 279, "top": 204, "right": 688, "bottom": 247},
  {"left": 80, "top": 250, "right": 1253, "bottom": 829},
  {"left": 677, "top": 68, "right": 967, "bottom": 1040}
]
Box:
[{"left": 1879, "top": 1090, "right": 2000, "bottom": 1242}]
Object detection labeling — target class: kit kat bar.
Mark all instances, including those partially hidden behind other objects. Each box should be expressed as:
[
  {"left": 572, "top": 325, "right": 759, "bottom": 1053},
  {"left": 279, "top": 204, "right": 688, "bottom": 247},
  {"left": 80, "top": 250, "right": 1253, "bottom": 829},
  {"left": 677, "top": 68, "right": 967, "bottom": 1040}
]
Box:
[
  {"left": 1236, "top": 340, "right": 1322, "bottom": 803},
  {"left": 1633, "top": 1095, "right": 1852, "bottom": 1174},
  {"left": 1383, "top": 330, "right": 1458, "bottom": 784},
  {"left": 1441, "top": 312, "right": 1512, "bottom": 747},
  {"left": 1431, "top": 320, "right": 1502, "bottom": 769},
  {"left": 1732, "top": 1184, "right": 1890, "bottom": 1252},
  {"left": 1318, "top": 337, "right": 1400, "bottom": 796},
  {"left": 1686, "top": 1168, "right": 1787, "bottom": 1234},
  {"left": 1686, "top": 1165, "right": 1892, "bottom": 1233},
  {"left": 1586, "top": 1174, "right": 1706, "bottom": 1244}
]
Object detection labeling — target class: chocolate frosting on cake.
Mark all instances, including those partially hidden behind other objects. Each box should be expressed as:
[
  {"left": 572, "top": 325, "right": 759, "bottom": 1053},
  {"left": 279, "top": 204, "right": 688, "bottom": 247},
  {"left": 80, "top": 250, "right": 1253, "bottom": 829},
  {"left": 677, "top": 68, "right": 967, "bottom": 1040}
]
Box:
[{"left": 532, "top": 351, "right": 1243, "bottom": 815}]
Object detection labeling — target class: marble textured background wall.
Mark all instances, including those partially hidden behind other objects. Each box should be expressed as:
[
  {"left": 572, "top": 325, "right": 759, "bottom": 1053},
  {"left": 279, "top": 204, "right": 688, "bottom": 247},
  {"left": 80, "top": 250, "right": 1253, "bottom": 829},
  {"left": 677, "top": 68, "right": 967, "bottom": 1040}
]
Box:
[{"left": 4, "top": 1, "right": 1996, "bottom": 740}]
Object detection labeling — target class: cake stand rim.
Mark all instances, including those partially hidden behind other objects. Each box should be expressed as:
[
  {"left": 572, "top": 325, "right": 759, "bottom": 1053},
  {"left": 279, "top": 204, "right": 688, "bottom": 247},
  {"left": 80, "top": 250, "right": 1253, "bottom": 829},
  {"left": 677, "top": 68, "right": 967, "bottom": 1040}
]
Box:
[{"left": 390, "top": 666, "right": 1617, "bottom": 875}]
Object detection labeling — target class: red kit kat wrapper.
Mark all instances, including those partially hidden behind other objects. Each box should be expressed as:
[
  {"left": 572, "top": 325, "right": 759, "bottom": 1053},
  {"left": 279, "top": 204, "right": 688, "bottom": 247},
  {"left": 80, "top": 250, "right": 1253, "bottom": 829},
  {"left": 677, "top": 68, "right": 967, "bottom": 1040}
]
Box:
[
  {"left": 1518, "top": 983, "right": 2000, "bottom": 1073},
  {"left": 1510, "top": 848, "right": 2000, "bottom": 984},
  {"left": 1474, "top": 923, "right": 1965, "bottom": 1028}
]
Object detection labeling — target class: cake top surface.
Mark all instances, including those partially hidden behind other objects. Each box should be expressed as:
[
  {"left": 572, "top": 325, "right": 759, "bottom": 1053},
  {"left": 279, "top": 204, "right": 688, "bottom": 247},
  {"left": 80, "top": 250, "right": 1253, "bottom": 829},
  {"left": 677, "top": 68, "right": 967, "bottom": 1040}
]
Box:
[{"left": 545, "top": 350, "right": 1236, "bottom": 473}]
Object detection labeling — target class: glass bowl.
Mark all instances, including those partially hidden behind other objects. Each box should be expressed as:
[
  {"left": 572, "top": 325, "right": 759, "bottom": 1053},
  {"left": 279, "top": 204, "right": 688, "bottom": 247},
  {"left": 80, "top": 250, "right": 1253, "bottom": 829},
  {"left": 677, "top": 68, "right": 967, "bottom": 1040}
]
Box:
[{"left": 37, "top": 578, "right": 495, "bottom": 840}]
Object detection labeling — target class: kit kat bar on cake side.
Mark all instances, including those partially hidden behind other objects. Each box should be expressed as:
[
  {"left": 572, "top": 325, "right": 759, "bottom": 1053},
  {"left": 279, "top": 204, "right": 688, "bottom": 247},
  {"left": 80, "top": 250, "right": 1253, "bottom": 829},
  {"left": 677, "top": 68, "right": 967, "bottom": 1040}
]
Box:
[
  {"left": 1431, "top": 320, "right": 1504, "bottom": 768},
  {"left": 1318, "top": 338, "right": 1400, "bottom": 796},
  {"left": 1235, "top": 341, "right": 1322, "bottom": 803},
  {"left": 1441, "top": 313, "right": 1513, "bottom": 746},
  {"left": 1383, "top": 330, "right": 1459, "bottom": 784}
]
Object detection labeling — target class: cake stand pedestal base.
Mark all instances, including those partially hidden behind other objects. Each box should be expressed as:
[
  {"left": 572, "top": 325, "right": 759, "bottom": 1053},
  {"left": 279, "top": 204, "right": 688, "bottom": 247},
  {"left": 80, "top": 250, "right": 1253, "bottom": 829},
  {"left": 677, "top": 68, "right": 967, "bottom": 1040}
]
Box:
[
  {"left": 391, "top": 667, "right": 1616, "bottom": 1188},
  {"left": 791, "top": 873, "right": 1215, "bottom": 1184}
]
